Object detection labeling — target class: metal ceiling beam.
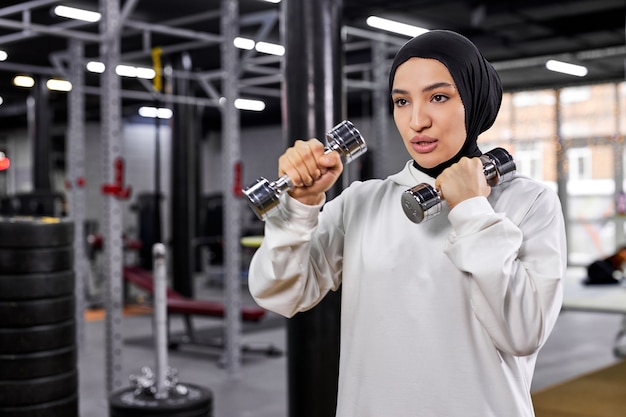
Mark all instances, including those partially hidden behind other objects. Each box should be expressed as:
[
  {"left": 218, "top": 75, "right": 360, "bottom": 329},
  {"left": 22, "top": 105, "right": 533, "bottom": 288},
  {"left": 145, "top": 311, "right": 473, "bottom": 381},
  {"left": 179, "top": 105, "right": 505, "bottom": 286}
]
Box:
[
  {"left": 492, "top": 45, "right": 626, "bottom": 71},
  {"left": 124, "top": 19, "right": 222, "bottom": 43},
  {"left": 0, "top": 17, "right": 101, "bottom": 42},
  {"left": 0, "top": 0, "right": 58, "bottom": 17},
  {"left": 0, "top": 19, "right": 91, "bottom": 45}
]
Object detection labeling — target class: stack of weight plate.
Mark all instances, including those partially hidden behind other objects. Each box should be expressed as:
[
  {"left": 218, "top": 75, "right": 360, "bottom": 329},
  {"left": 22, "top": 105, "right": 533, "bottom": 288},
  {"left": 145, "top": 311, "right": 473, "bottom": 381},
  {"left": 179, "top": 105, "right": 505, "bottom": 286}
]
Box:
[{"left": 0, "top": 216, "right": 78, "bottom": 417}]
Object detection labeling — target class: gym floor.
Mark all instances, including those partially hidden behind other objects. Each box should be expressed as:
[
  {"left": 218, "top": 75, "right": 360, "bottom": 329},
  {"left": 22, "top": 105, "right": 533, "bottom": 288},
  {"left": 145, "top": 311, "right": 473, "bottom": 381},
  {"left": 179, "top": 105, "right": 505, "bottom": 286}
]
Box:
[{"left": 79, "top": 267, "right": 625, "bottom": 417}]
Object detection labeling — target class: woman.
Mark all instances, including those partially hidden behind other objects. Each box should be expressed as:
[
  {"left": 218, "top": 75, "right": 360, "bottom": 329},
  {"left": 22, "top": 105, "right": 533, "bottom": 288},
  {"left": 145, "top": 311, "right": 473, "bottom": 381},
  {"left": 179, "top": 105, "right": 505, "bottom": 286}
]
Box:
[{"left": 248, "top": 29, "right": 566, "bottom": 417}]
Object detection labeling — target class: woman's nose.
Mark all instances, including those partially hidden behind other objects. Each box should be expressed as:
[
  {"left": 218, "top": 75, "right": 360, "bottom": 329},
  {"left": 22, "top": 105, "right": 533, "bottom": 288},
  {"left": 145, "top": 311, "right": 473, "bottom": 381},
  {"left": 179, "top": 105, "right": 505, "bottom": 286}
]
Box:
[{"left": 409, "top": 104, "right": 430, "bottom": 131}]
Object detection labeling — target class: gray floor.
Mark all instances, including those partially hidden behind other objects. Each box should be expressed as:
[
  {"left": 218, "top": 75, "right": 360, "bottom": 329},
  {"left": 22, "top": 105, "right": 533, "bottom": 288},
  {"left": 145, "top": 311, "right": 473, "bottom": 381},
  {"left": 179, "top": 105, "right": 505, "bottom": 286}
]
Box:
[{"left": 78, "top": 268, "right": 626, "bottom": 417}]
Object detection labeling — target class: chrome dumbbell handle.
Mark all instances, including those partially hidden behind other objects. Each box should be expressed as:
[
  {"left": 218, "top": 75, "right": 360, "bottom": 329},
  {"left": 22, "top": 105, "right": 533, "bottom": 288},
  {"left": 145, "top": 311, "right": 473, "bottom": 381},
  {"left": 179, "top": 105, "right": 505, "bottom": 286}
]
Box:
[
  {"left": 401, "top": 147, "right": 516, "bottom": 224},
  {"left": 243, "top": 120, "right": 367, "bottom": 221}
]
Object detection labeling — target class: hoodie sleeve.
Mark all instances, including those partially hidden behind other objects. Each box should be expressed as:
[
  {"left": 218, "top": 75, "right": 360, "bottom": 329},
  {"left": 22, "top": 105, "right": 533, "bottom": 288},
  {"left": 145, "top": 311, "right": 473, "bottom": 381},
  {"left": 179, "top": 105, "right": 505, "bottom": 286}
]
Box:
[
  {"left": 445, "top": 182, "right": 566, "bottom": 356},
  {"left": 247, "top": 194, "right": 344, "bottom": 318}
]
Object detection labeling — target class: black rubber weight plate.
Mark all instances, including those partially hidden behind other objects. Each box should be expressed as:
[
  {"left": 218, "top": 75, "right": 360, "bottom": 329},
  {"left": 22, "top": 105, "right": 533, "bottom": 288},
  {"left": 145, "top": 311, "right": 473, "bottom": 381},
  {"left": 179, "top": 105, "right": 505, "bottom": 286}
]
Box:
[
  {"left": 0, "top": 271, "right": 74, "bottom": 300},
  {"left": 0, "top": 217, "right": 74, "bottom": 248},
  {"left": 0, "top": 394, "right": 78, "bottom": 417},
  {"left": 0, "top": 246, "right": 73, "bottom": 274},
  {"left": 0, "top": 295, "right": 75, "bottom": 327},
  {"left": 0, "top": 346, "right": 76, "bottom": 380},
  {"left": 0, "top": 320, "right": 75, "bottom": 354},
  {"left": 0, "top": 370, "right": 77, "bottom": 407},
  {"left": 109, "top": 384, "right": 214, "bottom": 416}
]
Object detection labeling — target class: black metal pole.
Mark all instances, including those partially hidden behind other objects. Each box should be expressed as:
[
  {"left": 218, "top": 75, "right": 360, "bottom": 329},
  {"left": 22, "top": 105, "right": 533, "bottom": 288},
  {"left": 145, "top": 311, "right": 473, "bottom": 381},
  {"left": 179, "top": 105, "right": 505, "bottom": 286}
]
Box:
[
  {"left": 282, "top": 1, "right": 344, "bottom": 416},
  {"left": 33, "top": 76, "right": 51, "bottom": 191},
  {"left": 170, "top": 53, "right": 196, "bottom": 298}
]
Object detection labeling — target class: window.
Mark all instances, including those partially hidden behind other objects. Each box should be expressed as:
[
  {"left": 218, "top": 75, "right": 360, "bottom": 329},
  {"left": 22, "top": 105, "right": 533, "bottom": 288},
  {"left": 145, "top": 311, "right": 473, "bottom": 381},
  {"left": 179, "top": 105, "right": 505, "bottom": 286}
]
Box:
[
  {"left": 568, "top": 147, "right": 591, "bottom": 181},
  {"left": 515, "top": 141, "right": 543, "bottom": 180}
]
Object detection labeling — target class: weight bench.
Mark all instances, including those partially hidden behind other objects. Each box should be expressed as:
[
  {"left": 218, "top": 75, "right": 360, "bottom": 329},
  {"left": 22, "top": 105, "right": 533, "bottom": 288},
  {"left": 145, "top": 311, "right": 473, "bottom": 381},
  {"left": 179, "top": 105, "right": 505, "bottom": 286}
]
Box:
[{"left": 122, "top": 265, "right": 282, "bottom": 359}]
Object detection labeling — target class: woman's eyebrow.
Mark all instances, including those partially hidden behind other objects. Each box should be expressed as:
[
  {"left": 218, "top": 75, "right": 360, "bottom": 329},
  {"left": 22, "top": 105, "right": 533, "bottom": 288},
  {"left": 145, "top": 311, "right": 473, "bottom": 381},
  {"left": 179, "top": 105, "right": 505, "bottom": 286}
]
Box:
[
  {"left": 422, "top": 82, "right": 455, "bottom": 93},
  {"left": 391, "top": 82, "right": 455, "bottom": 96},
  {"left": 391, "top": 88, "right": 408, "bottom": 95}
]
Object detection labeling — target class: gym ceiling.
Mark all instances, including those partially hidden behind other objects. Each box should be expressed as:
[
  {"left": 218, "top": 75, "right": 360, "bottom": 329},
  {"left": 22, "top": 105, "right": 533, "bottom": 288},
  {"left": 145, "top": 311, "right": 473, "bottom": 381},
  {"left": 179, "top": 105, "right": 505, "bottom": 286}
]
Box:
[{"left": 0, "top": 0, "right": 623, "bottom": 130}]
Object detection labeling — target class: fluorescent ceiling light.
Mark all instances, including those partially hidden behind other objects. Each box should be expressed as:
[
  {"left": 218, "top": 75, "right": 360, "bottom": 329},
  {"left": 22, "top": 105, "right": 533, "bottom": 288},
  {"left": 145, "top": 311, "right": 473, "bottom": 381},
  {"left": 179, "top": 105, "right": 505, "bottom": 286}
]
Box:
[
  {"left": 219, "top": 97, "right": 266, "bottom": 111},
  {"left": 46, "top": 79, "right": 72, "bottom": 92},
  {"left": 135, "top": 67, "right": 156, "bottom": 79},
  {"left": 87, "top": 61, "right": 155, "bottom": 79},
  {"left": 234, "top": 37, "right": 255, "bottom": 50},
  {"left": 54, "top": 5, "right": 101, "bottom": 22},
  {"left": 259, "top": 0, "right": 281, "bottom": 3},
  {"left": 86, "top": 61, "right": 105, "bottom": 73},
  {"left": 255, "top": 41, "right": 285, "bottom": 56},
  {"left": 234, "top": 98, "right": 266, "bottom": 111},
  {"left": 0, "top": 50, "right": 7, "bottom": 61},
  {"left": 114, "top": 64, "right": 155, "bottom": 79},
  {"left": 545, "top": 59, "right": 588, "bottom": 77},
  {"left": 366, "top": 16, "right": 429, "bottom": 37},
  {"left": 139, "top": 106, "right": 173, "bottom": 119},
  {"left": 234, "top": 38, "right": 285, "bottom": 56},
  {"left": 13, "top": 75, "right": 34, "bottom": 88},
  {"left": 115, "top": 64, "right": 138, "bottom": 77}
]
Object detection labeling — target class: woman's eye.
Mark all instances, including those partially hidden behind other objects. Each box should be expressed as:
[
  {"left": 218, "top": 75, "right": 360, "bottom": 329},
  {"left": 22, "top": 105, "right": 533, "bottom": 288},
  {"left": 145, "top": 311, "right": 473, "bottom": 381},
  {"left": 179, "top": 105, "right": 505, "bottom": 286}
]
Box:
[
  {"left": 394, "top": 97, "right": 408, "bottom": 106},
  {"left": 432, "top": 94, "right": 448, "bottom": 103}
]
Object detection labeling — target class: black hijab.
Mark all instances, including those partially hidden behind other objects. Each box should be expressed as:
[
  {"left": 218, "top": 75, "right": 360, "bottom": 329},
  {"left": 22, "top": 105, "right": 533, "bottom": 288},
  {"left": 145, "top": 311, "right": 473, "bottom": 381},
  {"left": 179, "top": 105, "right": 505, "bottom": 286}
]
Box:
[{"left": 388, "top": 30, "right": 502, "bottom": 178}]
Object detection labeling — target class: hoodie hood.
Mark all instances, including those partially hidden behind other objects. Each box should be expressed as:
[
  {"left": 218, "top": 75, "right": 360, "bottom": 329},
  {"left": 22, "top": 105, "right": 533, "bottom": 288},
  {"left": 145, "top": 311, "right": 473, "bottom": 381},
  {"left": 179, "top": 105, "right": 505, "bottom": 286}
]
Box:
[{"left": 388, "top": 160, "right": 435, "bottom": 188}]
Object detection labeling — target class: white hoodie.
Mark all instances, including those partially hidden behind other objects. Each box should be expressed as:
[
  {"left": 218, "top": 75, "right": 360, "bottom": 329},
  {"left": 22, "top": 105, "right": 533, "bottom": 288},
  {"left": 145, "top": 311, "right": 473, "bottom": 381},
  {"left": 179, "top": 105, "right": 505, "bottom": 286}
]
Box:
[{"left": 249, "top": 160, "right": 566, "bottom": 417}]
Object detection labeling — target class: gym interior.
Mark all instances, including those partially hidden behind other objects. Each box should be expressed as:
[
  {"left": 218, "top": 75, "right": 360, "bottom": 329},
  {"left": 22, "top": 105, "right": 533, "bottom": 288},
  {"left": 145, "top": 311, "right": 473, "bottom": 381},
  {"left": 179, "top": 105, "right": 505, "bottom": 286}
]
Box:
[{"left": 0, "top": 1, "right": 625, "bottom": 416}]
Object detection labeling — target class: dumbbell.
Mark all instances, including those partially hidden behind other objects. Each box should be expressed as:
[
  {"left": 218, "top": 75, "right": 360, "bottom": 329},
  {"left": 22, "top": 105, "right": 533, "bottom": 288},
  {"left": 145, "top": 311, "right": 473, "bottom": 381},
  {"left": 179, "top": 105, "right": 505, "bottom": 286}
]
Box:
[
  {"left": 242, "top": 120, "right": 367, "bottom": 220},
  {"left": 401, "top": 147, "right": 516, "bottom": 224}
]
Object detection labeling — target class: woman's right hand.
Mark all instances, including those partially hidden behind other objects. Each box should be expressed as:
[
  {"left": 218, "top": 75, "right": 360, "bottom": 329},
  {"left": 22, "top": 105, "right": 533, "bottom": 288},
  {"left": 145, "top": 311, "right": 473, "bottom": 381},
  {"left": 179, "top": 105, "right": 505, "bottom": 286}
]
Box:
[{"left": 278, "top": 138, "right": 344, "bottom": 206}]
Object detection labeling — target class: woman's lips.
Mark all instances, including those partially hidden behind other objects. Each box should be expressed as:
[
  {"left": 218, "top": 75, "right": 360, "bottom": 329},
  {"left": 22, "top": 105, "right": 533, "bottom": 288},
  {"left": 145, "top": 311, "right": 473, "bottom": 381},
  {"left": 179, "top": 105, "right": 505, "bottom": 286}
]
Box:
[{"left": 411, "top": 136, "right": 438, "bottom": 153}]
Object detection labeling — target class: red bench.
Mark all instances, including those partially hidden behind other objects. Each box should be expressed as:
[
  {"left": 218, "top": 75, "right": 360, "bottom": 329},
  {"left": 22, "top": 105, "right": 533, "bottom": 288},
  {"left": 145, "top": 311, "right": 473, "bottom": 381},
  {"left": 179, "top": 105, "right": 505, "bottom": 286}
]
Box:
[
  {"left": 123, "top": 265, "right": 266, "bottom": 321},
  {"left": 122, "top": 266, "right": 281, "bottom": 358}
]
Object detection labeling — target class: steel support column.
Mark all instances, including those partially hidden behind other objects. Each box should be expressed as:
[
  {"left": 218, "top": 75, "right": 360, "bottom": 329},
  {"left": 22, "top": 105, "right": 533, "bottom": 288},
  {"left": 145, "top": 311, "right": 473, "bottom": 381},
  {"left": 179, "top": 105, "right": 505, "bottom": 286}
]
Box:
[
  {"left": 67, "top": 39, "right": 87, "bottom": 348},
  {"left": 221, "top": 0, "right": 243, "bottom": 376},
  {"left": 282, "top": 0, "right": 343, "bottom": 416},
  {"left": 100, "top": 0, "right": 125, "bottom": 394}
]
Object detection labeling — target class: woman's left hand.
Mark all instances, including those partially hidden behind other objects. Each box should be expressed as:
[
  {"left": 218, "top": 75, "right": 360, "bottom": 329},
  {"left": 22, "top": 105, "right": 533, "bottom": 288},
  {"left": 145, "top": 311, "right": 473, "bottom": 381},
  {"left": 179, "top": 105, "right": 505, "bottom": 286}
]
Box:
[{"left": 435, "top": 156, "right": 491, "bottom": 209}]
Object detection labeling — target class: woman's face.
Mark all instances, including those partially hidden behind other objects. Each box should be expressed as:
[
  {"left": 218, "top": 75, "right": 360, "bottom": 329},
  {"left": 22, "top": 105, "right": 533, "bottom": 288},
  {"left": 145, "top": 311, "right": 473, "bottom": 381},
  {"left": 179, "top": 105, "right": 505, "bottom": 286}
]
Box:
[{"left": 391, "top": 57, "right": 467, "bottom": 169}]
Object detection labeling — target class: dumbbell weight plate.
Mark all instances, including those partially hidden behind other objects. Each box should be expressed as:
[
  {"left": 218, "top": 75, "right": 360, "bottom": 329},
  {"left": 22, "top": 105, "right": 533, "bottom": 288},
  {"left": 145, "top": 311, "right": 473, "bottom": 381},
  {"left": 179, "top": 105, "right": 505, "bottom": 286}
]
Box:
[
  {"left": 0, "top": 217, "right": 73, "bottom": 248},
  {"left": 0, "top": 271, "right": 74, "bottom": 301},
  {"left": 0, "top": 370, "right": 77, "bottom": 407},
  {"left": 0, "top": 320, "right": 75, "bottom": 354},
  {"left": 0, "top": 246, "right": 73, "bottom": 274},
  {"left": 0, "top": 296, "right": 75, "bottom": 327},
  {"left": 109, "top": 383, "right": 214, "bottom": 417},
  {"left": 401, "top": 183, "right": 442, "bottom": 224},
  {"left": 0, "top": 394, "right": 78, "bottom": 417},
  {"left": 0, "top": 346, "right": 76, "bottom": 380}
]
